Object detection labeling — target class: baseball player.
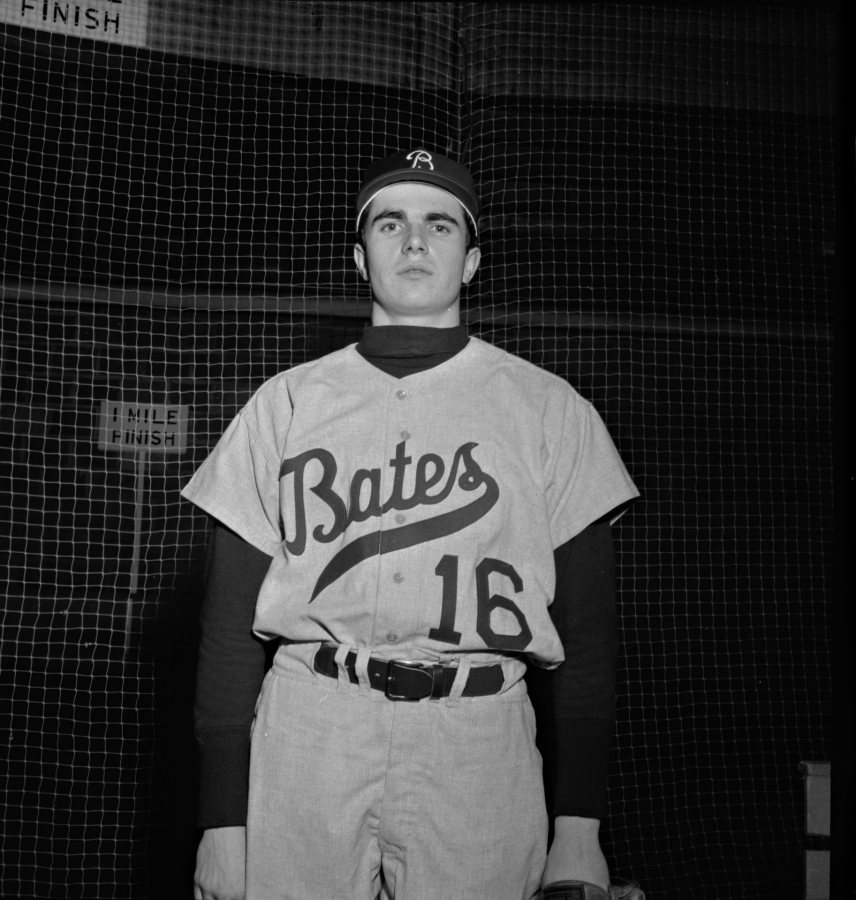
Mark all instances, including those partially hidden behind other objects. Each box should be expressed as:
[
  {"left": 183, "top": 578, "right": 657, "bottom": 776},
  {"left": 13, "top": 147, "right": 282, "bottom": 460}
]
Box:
[{"left": 184, "top": 149, "right": 640, "bottom": 900}]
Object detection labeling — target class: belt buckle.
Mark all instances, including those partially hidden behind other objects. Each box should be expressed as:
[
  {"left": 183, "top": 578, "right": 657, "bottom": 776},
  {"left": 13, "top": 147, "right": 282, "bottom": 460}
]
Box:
[{"left": 384, "top": 660, "right": 435, "bottom": 701}]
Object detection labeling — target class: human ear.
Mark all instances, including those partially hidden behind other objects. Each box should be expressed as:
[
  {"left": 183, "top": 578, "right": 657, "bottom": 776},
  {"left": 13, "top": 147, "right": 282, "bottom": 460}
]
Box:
[
  {"left": 353, "top": 242, "right": 369, "bottom": 281},
  {"left": 462, "top": 246, "right": 481, "bottom": 284}
]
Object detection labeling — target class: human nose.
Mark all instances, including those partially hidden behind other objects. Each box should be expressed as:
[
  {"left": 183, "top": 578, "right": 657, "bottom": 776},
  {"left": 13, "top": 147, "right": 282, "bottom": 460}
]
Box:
[{"left": 402, "top": 223, "right": 428, "bottom": 254}]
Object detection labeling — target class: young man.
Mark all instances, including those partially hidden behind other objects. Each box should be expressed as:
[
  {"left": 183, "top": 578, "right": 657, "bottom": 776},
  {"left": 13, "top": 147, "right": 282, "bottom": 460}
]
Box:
[{"left": 184, "top": 149, "right": 639, "bottom": 900}]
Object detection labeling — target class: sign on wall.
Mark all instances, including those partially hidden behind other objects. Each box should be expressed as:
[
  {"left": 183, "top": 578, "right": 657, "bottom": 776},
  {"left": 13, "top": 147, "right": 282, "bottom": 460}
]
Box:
[
  {"left": 98, "top": 400, "right": 187, "bottom": 454},
  {"left": 1, "top": 0, "right": 148, "bottom": 48}
]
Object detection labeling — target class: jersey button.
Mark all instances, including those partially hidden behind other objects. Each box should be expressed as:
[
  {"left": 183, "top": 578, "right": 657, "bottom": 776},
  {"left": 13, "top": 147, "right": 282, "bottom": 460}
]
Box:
[
  {"left": 394, "top": 513, "right": 406, "bottom": 524},
  {"left": 385, "top": 632, "right": 398, "bottom": 643},
  {"left": 396, "top": 389, "right": 408, "bottom": 400},
  {"left": 392, "top": 572, "right": 404, "bottom": 584},
  {"left": 400, "top": 430, "right": 411, "bottom": 440}
]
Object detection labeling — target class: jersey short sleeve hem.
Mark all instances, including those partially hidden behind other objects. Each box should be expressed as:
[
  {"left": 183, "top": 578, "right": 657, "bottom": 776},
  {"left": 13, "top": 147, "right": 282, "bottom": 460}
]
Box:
[
  {"left": 542, "top": 388, "right": 639, "bottom": 549},
  {"left": 181, "top": 376, "right": 298, "bottom": 557},
  {"left": 464, "top": 339, "right": 639, "bottom": 550}
]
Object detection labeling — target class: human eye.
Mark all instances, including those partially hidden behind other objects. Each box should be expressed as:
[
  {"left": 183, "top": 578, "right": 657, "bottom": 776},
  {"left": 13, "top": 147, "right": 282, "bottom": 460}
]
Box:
[{"left": 427, "top": 215, "right": 457, "bottom": 234}]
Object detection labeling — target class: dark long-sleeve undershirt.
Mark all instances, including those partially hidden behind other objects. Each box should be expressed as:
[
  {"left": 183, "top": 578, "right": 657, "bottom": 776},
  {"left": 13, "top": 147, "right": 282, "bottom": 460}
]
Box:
[{"left": 194, "top": 325, "right": 620, "bottom": 827}]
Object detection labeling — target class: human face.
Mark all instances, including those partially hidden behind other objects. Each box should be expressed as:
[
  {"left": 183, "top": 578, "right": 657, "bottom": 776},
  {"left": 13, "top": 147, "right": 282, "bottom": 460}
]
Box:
[{"left": 354, "top": 182, "right": 481, "bottom": 327}]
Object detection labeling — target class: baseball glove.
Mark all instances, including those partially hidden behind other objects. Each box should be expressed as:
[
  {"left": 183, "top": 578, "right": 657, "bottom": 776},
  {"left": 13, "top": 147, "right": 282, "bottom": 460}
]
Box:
[{"left": 535, "top": 879, "right": 645, "bottom": 900}]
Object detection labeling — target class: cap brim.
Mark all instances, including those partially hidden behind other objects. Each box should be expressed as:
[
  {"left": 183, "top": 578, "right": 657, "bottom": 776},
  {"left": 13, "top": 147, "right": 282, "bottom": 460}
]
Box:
[{"left": 356, "top": 175, "right": 478, "bottom": 238}]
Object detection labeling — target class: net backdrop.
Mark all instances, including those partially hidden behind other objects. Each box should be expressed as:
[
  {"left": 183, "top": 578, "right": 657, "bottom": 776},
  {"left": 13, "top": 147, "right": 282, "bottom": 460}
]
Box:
[{"left": 0, "top": 3, "right": 836, "bottom": 898}]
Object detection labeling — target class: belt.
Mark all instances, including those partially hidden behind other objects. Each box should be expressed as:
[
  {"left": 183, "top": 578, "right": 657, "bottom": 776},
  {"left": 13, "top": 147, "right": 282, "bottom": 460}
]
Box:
[{"left": 312, "top": 645, "right": 505, "bottom": 701}]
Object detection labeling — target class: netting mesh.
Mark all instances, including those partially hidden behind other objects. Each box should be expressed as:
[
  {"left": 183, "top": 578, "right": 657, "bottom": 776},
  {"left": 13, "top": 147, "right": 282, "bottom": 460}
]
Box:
[{"left": 0, "top": 3, "right": 836, "bottom": 898}]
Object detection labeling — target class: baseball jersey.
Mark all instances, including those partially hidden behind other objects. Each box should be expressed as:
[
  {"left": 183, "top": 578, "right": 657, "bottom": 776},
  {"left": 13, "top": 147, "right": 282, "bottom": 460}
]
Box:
[{"left": 182, "top": 337, "right": 638, "bottom": 683}]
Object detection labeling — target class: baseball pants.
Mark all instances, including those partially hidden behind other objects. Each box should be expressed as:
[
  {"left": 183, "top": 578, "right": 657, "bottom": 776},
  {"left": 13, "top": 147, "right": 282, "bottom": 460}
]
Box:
[{"left": 245, "top": 646, "right": 547, "bottom": 900}]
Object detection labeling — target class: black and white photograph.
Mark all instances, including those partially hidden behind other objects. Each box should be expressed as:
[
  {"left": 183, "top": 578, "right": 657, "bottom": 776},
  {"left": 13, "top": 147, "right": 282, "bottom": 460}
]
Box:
[{"left": 0, "top": 3, "right": 849, "bottom": 899}]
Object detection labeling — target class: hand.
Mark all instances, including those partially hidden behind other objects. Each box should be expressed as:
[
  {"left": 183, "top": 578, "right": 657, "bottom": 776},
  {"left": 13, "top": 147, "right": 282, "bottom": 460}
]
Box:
[
  {"left": 193, "top": 825, "right": 246, "bottom": 900},
  {"left": 541, "top": 816, "right": 609, "bottom": 891}
]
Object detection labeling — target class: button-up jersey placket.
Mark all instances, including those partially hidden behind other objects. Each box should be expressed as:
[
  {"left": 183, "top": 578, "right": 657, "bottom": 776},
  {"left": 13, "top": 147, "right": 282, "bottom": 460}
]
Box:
[{"left": 371, "top": 381, "right": 420, "bottom": 651}]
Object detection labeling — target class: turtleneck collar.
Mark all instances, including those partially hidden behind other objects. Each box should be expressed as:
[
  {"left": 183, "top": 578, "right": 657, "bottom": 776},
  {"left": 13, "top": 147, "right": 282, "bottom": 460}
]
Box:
[{"left": 356, "top": 324, "right": 469, "bottom": 377}]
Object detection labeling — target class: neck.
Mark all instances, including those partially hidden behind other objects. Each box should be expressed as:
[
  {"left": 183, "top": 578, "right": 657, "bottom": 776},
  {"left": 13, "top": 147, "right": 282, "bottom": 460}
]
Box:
[{"left": 371, "top": 301, "right": 461, "bottom": 328}]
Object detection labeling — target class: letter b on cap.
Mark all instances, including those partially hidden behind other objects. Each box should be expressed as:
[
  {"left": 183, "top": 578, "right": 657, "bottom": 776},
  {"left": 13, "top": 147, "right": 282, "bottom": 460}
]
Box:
[{"left": 406, "top": 150, "right": 434, "bottom": 170}]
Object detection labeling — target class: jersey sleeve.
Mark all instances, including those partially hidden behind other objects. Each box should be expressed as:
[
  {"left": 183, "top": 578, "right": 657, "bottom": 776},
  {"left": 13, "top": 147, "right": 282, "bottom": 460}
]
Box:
[
  {"left": 181, "top": 389, "right": 286, "bottom": 556},
  {"left": 544, "top": 388, "right": 639, "bottom": 548}
]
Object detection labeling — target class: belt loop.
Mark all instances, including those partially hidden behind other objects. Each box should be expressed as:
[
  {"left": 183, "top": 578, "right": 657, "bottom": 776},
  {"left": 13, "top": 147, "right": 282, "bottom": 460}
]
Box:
[
  {"left": 445, "top": 658, "right": 471, "bottom": 708},
  {"left": 354, "top": 646, "right": 372, "bottom": 693},
  {"left": 333, "top": 644, "right": 353, "bottom": 693},
  {"left": 429, "top": 664, "right": 445, "bottom": 702}
]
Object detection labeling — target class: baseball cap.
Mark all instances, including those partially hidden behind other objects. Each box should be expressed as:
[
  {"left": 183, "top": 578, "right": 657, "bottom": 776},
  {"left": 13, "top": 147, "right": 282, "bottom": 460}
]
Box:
[{"left": 355, "top": 148, "right": 479, "bottom": 239}]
